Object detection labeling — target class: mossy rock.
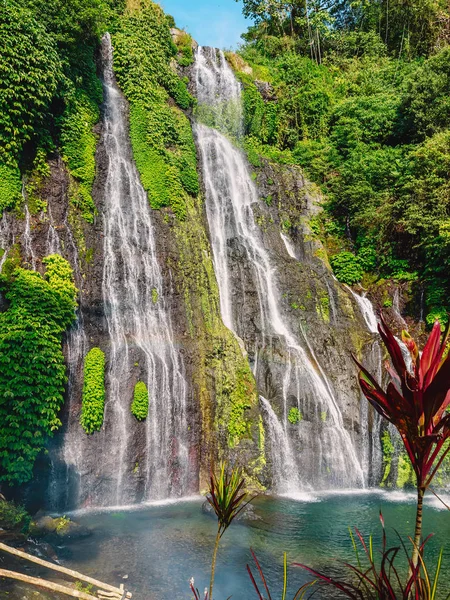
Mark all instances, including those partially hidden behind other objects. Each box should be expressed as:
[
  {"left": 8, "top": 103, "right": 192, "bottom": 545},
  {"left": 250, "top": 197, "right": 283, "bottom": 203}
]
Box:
[{"left": 30, "top": 515, "right": 91, "bottom": 540}]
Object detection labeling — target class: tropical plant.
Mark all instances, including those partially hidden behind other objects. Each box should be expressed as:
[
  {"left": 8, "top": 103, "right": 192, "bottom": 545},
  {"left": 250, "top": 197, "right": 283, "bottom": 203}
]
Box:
[
  {"left": 206, "top": 462, "right": 251, "bottom": 600},
  {"left": 353, "top": 316, "right": 450, "bottom": 567},
  {"left": 294, "top": 513, "right": 447, "bottom": 600},
  {"left": 248, "top": 549, "right": 316, "bottom": 600}
]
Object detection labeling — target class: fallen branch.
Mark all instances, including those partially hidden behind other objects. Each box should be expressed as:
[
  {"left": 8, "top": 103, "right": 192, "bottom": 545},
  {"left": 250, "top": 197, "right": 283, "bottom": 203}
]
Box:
[
  {"left": 0, "top": 542, "right": 131, "bottom": 598},
  {"left": 0, "top": 568, "right": 98, "bottom": 600}
]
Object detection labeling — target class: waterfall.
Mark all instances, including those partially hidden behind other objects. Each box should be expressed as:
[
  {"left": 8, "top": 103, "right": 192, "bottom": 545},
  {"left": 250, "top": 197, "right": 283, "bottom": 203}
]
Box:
[
  {"left": 393, "top": 288, "right": 408, "bottom": 329},
  {"left": 347, "top": 286, "right": 379, "bottom": 333},
  {"left": 260, "top": 397, "right": 300, "bottom": 494},
  {"left": 54, "top": 34, "right": 191, "bottom": 508},
  {"left": 194, "top": 47, "right": 364, "bottom": 491},
  {"left": 97, "top": 34, "right": 189, "bottom": 505},
  {"left": 46, "top": 206, "right": 62, "bottom": 255},
  {"left": 0, "top": 212, "right": 13, "bottom": 269},
  {"left": 22, "top": 185, "right": 37, "bottom": 270},
  {"left": 280, "top": 232, "right": 298, "bottom": 259},
  {"left": 346, "top": 287, "right": 383, "bottom": 484}
]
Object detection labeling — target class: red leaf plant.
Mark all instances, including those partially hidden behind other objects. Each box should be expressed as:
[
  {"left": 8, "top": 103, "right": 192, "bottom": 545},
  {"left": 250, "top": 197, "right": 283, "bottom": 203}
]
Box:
[{"left": 353, "top": 315, "right": 450, "bottom": 566}]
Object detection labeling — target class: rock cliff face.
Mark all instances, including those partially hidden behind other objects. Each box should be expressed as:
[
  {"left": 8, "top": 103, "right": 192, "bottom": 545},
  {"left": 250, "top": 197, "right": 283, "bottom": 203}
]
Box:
[{"left": 7, "top": 39, "right": 391, "bottom": 511}]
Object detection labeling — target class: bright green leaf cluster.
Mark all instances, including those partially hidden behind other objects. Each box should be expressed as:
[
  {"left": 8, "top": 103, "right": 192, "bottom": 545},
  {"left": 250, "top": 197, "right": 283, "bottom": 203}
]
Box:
[
  {"left": 288, "top": 407, "right": 302, "bottom": 424},
  {"left": 330, "top": 252, "right": 363, "bottom": 285},
  {"left": 131, "top": 381, "right": 149, "bottom": 421},
  {"left": 0, "top": 256, "right": 77, "bottom": 485},
  {"left": 80, "top": 347, "right": 106, "bottom": 434}
]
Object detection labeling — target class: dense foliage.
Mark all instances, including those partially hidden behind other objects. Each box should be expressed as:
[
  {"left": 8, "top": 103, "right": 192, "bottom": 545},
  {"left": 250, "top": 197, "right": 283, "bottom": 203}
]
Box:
[
  {"left": 80, "top": 347, "right": 106, "bottom": 434},
  {"left": 235, "top": 0, "right": 450, "bottom": 321},
  {"left": 0, "top": 0, "right": 113, "bottom": 219},
  {"left": 112, "top": 1, "right": 198, "bottom": 220},
  {"left": 131, "top": 381, "right": 149, "bottom": 420},
  {"left": 0, "top": 255, "right": 77, "bottom": 485}
]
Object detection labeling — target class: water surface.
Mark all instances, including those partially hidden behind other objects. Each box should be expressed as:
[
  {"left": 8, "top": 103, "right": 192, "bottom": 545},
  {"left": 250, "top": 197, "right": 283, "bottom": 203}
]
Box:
[{"left": 57, "top": 492, "right": 450, "bottom": 599}]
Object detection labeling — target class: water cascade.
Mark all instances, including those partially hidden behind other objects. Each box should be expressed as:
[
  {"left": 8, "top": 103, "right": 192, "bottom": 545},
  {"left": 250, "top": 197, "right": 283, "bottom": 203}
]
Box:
[
  {"left": 347, "top": 286, "right": 379, "bottom": 334},
  {"left": 46, "top": 206, "right": 62, "bottom": 255},
  {"left": 58, "top": 34, "right": 191, "bottom": 507},
  {"left": 194, "top": 47, "right": 365, "bottom": 491},
  {"left": 22, "top": 186, "right": 37, "bottom": 270}
]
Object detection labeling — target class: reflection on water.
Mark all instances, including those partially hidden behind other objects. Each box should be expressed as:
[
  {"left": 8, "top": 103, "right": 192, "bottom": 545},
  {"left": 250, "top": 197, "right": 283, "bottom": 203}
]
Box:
[{"left": 4, "top": 493, "right": 450, "bottom": 599}]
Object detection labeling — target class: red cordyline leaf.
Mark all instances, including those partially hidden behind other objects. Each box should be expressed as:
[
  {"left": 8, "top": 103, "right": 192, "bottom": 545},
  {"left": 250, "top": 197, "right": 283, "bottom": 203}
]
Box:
[{"left": 355, "top": 313, "right": 450, "bottom": 489}]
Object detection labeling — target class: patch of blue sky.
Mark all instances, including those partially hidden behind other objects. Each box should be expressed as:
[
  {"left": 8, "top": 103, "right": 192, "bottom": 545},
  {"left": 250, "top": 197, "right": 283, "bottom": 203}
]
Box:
[{"left": 159, "top": 0, "right": 252, "bottom": 49}]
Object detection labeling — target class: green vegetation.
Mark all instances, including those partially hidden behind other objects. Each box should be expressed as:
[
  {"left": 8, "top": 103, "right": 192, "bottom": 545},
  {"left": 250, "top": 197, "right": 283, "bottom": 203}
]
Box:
[
  {"left": 81, "top": 347, "right": 106, "bottom": 434},
  {"left": 173, "top": 195, "right": 260, "bottom": 462},
  {"left": 0, "top": 163, "right": 23, "bottom": 212},
  {"left": 0, "top": 498, "right": 31, "bottom": 534},
  {"left": 380, "top": 429, "right": 394, "bottom": 486},
  {"left": 0, "top": 255, "right": 77, "bottom": 484},
  {"left": 329, "top": 252, "right": 363, "bottom": 285},
  {"left": 0, "top": 0, "right": 113, "bottom": 220},
  {"left": 131, "top": 381, "right": 149, "bottom": 420},
  {"left": 173, "top": 30, "right": 195, "bottom": 67},
  {"left": 234, "top": 0, "right": 450, "bottom": 321},
  {"left": 288, "top": 407, "right": 302, "bottom": 424},
  {"left": 112, "top": 1, "right": 198, "bottom": 220},
  {"left": 59, "top": 47, "right": 102, "bottom": 223}
]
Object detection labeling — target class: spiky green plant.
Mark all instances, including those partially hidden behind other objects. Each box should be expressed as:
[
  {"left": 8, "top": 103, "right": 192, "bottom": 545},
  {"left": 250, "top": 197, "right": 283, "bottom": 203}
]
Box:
[{"left": 207, "top": 462, "right": 251, "bottom": 600}]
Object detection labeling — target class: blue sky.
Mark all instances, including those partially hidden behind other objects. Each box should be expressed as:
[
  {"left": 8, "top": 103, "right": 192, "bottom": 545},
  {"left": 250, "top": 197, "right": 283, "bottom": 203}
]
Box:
[{"left": 160, "top": 0, "right": 253, "bottom": 49}]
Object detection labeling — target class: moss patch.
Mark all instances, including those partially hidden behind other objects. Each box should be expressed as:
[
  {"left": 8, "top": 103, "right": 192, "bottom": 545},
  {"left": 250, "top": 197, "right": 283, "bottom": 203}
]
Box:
[{"left": 131, "top": 381, "right": 149, "bottom": 420}]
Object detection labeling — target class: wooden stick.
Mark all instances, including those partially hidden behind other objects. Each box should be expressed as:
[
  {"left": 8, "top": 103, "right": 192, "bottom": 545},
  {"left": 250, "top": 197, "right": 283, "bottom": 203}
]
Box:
[
  {"left": 0, "top": 542, "right": 129, "bottom": 596},
  {"left": 0, "top": 569, "right": 98, "bottom": 600}
]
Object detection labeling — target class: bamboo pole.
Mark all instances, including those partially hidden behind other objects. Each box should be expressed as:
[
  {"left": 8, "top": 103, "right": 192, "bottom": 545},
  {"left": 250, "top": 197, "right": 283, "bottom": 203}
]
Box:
[
  {"left": 0, "top": 542, "right": 131, "bottom": 598},
  {"left": 0, "top": 569, "right": 98, "bottom": 600}
]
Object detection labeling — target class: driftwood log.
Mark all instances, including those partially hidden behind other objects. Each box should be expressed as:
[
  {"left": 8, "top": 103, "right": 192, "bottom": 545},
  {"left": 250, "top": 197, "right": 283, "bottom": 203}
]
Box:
[{"left": 0, "top": 541, "right": 132, "bottom": 599}]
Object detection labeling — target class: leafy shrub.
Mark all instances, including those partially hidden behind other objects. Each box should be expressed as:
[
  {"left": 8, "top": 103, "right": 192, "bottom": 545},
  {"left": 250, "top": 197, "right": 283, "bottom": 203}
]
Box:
[
  {"left": 288, "top": 407, "right": 302, "bottom": 424},
  {"left": 131, "top": 381, "right": 149, "bottom": 420},
  {"left": 81, "top": 347, "right": 106, "bottom": 434},
  {"left": 0, "top": 255, "right": 77, "bottom": 484},
  {"left": 0, "top": 499, "right": 30, "bottom": 533},
  {"left": 330, "top": 252, "right": 363, "bottom": 285}
]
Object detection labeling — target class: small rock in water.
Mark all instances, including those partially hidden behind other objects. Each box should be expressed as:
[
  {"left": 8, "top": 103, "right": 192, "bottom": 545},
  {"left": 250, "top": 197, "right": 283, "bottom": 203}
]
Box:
[{"left": 122, "top": 574, "right": 129, "bottom": 579}]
